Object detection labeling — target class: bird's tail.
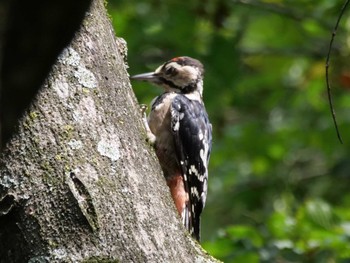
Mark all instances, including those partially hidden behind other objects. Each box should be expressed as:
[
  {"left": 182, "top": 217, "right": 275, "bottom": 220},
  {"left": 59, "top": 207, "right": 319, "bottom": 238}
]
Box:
[
  {"left": 183, "top": 202, "right": 200, "bottom": 241},
  {"left": 167, "top": 175, "right": 200, "bottom": 241}
]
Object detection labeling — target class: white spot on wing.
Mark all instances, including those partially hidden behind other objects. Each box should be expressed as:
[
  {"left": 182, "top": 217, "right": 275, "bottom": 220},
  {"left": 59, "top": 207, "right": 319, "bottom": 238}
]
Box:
[
  {"left": 200, "top": 129, "right": 210, "bottom": 176},
  {"left": 173, "top": 121, "right": 180, "bottom": 131},
  {"left": 191, "top": 187, "right": 200, "bottom": 198},
  {"left": 189, "top": 165, "right": 206, "bottom": 182},
  {"left": 198, "top": 131, "right": 204, "bottom": 140},
  {"left": 189, "top": 165, "right": 197, "bottom": 175}
]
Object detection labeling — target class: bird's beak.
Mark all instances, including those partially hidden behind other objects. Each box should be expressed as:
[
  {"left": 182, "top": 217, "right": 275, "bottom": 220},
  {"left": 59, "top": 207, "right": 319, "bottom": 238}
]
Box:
[{"left": 130, "top": 72, "right": 158, "bottom": 82}]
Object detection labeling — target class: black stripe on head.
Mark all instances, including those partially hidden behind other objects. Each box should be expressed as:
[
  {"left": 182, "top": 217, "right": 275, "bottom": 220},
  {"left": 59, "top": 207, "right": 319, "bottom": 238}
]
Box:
[
  {"left": 159, "top": 77, "right": 197, "bottom": 94},
  {"left": 159, "top": 77, "right": 180, "bottom": 90}
]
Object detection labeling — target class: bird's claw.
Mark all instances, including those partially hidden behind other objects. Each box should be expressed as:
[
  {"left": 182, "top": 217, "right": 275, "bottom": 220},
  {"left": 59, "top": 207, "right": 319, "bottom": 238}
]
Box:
[{"left": 140, "top": 104, "right": 156, "bottom": 146}]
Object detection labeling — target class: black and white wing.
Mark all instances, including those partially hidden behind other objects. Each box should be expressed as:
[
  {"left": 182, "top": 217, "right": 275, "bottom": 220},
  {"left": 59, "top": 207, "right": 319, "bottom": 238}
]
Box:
[{"left": 171, "top": 94, "right": 212, "bottom": 241}]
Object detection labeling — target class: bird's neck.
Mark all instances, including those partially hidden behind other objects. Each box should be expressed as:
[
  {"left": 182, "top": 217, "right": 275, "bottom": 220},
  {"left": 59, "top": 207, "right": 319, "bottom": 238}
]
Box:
[{"left": 184, "top": 90, "right": 203, "bottom": 103}]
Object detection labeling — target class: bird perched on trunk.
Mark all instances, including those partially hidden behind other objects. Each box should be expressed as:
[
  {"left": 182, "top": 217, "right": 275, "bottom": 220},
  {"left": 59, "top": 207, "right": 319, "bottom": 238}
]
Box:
[{"left": 131, "top": 56, "right": 212, "bottom": 241}]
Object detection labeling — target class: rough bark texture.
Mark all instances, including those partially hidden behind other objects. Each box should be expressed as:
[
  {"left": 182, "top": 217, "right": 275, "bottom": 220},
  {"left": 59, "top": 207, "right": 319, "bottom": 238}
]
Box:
[{"left": 0, "top": 0, "right": 218, "bottom": 262}]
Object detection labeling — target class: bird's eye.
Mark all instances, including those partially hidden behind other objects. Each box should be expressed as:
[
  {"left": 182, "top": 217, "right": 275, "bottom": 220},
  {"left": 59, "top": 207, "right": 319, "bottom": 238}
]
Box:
[{"left": 165, "top": 67, "right": 177, "bottom": 76}]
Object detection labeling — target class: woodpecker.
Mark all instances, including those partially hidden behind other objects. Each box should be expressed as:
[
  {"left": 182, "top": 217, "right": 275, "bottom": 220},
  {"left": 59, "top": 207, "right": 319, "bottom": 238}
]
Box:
[{"left": 131, "top": 56, "right": 212, "bottom": 241}]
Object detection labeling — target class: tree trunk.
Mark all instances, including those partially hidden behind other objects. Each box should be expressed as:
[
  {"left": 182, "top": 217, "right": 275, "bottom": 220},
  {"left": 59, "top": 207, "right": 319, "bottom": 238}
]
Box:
[{"left": 0, "top": 0, "right": 218, "bottom": 262}]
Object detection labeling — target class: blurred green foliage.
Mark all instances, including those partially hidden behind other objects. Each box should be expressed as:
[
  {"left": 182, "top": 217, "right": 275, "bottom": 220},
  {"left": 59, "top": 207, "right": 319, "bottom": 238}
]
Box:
[{"left": 108, "top": 0, "right": 350, "bottom": 262}]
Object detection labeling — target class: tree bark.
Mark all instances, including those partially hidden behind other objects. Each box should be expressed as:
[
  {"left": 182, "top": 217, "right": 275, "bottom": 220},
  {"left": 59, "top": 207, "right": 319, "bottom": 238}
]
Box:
[
  {"left": 0, "top": 0, "right": 92, "bottom": 147},
  {"left": 0, "top": 0, "right": 218, "bottom": 262}
]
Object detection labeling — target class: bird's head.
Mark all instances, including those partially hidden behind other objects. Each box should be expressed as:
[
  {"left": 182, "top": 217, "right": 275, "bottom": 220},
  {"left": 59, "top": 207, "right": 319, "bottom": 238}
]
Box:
[{"left": 131, "top": 56, "right": 204, "bottom": 95}]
